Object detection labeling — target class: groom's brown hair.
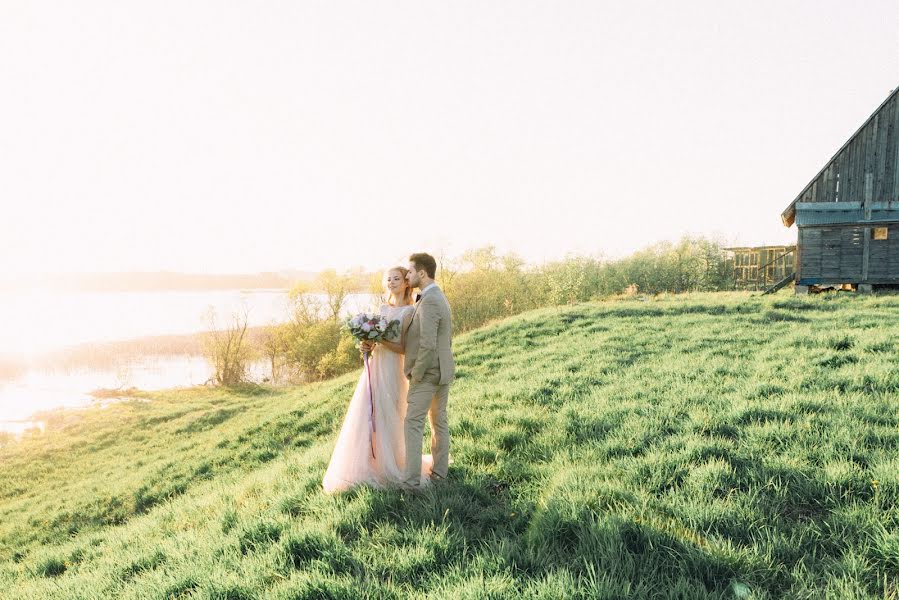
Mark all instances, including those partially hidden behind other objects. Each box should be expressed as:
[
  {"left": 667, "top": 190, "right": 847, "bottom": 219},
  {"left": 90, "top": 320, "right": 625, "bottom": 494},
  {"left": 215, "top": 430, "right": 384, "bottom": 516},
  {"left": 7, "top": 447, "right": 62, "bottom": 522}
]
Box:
[{"left": 409, "top": 252, "right": 437, "bottom": 279}]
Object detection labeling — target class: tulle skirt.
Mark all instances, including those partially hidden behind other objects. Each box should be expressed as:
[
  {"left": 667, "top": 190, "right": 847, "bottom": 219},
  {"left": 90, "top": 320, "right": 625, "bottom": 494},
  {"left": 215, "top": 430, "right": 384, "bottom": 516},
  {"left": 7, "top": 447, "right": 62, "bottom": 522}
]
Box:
[{"left": 322, "top": 346, "right": 432, "bottom": 493}]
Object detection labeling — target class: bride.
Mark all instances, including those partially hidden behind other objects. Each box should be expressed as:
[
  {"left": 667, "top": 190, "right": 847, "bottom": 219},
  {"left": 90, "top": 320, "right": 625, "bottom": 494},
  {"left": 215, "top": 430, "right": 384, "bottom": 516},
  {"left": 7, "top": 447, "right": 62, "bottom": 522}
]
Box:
[{"left": 322, "top": 266, "right": 434, "bottom": 493}]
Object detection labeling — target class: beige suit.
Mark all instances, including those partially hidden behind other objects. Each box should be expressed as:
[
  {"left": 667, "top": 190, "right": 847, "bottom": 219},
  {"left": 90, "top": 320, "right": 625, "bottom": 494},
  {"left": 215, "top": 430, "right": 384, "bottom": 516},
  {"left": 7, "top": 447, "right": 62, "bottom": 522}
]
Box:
[{"left": 403, "top": 284, "right": 454, "bottom": 487}]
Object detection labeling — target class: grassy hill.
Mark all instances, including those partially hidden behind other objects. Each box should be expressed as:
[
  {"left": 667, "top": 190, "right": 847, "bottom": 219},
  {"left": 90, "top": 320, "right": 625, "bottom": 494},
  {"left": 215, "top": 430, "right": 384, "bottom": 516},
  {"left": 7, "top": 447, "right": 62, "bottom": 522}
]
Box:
[{"left": 1, "top": 292, "right": 898, "bottom": 599}]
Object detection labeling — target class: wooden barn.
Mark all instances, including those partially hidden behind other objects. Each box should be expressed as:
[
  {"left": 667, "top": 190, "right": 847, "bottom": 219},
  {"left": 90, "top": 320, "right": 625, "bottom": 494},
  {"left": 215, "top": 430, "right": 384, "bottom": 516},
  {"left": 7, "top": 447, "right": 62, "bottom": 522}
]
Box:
[{"left": 781, "top": 86, "right": 899, "bottom": 293}]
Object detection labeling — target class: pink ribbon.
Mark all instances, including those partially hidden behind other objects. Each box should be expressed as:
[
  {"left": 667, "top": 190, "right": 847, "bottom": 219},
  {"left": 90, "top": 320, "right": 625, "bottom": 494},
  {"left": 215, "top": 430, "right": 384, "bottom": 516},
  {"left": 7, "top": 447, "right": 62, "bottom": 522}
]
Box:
[{"left": 364, "top": 351, "right": 376, "bottom": 459}]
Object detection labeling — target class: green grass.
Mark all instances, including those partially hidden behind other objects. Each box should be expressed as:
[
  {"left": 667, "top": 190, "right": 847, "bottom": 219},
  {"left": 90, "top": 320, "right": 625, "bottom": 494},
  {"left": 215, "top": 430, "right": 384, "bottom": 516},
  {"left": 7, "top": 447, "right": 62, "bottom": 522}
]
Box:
[{"left": 1, "top": 291, "right": 898, "bottom": 599}]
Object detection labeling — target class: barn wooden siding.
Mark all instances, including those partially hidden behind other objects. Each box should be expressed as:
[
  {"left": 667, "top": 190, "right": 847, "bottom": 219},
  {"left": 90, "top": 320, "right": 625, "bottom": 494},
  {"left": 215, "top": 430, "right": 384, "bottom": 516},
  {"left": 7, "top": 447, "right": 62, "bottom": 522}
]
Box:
[
  {"left": 783, "top": 87, "right": 899, "bottom": 226},
  {"left": 798, "top": 223, "right": 899, "bottom": 283}
]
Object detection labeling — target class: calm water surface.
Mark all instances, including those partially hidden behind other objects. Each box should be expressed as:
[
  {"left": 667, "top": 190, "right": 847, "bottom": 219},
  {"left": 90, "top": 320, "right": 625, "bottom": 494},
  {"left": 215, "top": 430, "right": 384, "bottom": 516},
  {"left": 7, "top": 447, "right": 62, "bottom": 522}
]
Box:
[{"left": 0, "top": 289, "right": 374, "bottom": 432}]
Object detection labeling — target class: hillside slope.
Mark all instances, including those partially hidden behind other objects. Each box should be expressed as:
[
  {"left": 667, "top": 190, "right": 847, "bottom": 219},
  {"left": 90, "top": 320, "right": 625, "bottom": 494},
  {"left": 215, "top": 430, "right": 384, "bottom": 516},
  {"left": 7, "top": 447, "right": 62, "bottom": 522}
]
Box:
[{"left": 1, "top": 292, "right": 898, "bottom": 599}]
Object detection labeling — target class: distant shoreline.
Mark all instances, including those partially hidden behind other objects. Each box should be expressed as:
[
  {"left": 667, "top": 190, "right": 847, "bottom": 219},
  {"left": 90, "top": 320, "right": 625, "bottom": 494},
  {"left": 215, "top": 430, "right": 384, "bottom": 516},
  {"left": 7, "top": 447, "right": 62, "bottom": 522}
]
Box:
[{"left": 0, "top": 326, "right": 277, "bottom": 377}]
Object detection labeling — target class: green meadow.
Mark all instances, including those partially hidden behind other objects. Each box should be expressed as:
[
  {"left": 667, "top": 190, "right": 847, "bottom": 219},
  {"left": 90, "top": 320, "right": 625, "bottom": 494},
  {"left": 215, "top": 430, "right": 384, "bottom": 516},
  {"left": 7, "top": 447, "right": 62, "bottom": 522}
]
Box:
[{"left": 1, "top": 292, "right": 898, "bottom": 599}]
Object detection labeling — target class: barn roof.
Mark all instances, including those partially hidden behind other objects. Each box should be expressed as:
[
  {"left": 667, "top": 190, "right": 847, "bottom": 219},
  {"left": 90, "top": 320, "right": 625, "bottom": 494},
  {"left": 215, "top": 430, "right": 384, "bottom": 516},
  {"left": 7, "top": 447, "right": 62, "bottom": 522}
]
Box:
[
  {"left": 794, "top": 201, "right": 899, "bottom": 225},
  {"left": 781, "top": 85, "right": 899, "bottom": 227}
]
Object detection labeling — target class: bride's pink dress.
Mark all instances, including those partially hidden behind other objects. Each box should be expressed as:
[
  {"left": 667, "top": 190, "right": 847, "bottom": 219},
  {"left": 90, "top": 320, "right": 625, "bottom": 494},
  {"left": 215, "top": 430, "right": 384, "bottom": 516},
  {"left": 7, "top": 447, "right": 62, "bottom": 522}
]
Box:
[{"left": 323, "top": 304, "right": 433, "bottom": 493}]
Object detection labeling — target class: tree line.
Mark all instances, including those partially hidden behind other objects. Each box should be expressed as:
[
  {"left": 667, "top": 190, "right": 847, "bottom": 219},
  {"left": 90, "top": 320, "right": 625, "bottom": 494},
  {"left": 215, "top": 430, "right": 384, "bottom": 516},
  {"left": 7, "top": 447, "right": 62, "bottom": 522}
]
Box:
[{"left": 205, "top": 237, "right": 736, "bottom": 385}]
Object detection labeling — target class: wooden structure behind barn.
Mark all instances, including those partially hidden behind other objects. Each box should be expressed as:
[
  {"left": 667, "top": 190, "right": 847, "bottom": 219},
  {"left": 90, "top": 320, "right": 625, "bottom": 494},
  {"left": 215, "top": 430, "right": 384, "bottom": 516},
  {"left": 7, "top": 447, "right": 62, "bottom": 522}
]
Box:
[
  {"left": 781, "top": 86, "right": 899, "bottom": 293},
  {"left": 725, "top": 245, "right": 796, "bottom": 290}
]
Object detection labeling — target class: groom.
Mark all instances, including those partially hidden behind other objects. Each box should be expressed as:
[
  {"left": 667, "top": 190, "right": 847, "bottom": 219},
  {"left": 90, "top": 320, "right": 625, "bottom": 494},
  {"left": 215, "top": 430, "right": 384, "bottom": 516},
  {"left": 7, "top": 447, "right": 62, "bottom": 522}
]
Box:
[{"left": 403, "top": 252, "right": 454, "bottom": 490}]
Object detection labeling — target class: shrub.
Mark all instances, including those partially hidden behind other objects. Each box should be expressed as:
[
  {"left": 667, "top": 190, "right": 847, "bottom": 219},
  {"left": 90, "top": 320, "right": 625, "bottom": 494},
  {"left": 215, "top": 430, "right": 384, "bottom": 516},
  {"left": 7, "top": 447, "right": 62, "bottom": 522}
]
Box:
[
  {"left": 439, "top": 237, "right": 733, "bottom": 333},
  {"left": 202, "top": 308, "right": 254, "bottom": 386},
  {"left": 315, "top": 334, "right": 359, "bottom": 380},
  {"left": 281, "top": 320, "right": 360, "bottom": 382},
  {"left": 264, "top": 270, "right": 368, "bottom": 383},
  {"left": 441, "top": 247, "right": 544, "bottom": 332}
]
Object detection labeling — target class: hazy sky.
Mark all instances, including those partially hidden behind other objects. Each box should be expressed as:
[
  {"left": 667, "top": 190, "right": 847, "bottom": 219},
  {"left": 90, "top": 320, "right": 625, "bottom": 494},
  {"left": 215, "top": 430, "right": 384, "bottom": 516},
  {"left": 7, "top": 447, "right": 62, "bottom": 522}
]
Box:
[{"left": 2, "top": 1, "right": 898, "bottom": 275}]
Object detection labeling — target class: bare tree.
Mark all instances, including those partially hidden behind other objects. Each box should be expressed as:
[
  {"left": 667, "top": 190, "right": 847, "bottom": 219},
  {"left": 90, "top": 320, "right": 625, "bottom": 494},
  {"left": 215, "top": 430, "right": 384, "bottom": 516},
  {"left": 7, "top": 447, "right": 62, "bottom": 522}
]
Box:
[
  {"left": 202, "top": 307, "right": 252, "bottom": 386},
  {"left": 316, "top": 270, "right": 355, "bottom": 320},
  {"left": 288, "top": 270, "right": 358, "bottom": 324}
]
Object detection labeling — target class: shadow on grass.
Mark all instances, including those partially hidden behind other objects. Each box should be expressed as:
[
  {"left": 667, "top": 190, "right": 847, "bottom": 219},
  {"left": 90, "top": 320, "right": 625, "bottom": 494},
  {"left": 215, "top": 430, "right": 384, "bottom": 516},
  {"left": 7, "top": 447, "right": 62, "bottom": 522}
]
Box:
[{"left": 306, "top": 463, "right": 769, "bottom": 598}]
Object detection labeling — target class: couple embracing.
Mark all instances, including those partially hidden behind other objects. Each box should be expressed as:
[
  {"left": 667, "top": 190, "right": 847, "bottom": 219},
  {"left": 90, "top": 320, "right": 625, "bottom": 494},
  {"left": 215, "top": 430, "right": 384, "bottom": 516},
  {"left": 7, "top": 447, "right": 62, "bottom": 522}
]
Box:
[{"left": 322, "top": 253, "right": 454, "bottom": 494}]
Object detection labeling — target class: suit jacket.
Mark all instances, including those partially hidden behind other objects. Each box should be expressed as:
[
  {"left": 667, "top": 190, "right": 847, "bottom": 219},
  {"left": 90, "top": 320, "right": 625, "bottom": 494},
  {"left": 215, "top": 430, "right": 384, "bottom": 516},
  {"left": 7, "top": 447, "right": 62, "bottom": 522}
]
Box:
[{"left": 404, "top": 285, "right": 455, "bottom": 385}]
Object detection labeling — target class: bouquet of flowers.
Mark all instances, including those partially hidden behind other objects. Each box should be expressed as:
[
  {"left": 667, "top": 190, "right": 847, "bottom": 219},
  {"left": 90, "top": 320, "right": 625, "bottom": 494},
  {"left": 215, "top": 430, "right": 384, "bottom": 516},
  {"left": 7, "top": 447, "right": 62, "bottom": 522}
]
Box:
[
  {"left": 345, "top": 312, "right": 401, "bottom": 459},
  {"left": 345, "top": 312, "right": 400, "bottom": 352}
]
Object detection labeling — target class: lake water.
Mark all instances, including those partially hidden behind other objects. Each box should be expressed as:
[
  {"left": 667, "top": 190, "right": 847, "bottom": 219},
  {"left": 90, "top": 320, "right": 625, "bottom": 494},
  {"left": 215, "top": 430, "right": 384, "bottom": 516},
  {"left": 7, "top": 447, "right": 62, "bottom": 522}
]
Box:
[
  {"left": 1, "top": 289, "right": 293, "bottom": 357},
  {"left": 0, "top": 289, "right": 375, "bottom": 432}
]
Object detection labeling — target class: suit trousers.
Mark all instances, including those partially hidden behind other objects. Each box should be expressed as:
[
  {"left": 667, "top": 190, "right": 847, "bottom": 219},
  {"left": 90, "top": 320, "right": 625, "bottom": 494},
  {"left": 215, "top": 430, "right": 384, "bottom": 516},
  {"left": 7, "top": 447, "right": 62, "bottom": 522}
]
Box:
[{"left": 403, "top": 379, "right": 450, "bottom": 488}]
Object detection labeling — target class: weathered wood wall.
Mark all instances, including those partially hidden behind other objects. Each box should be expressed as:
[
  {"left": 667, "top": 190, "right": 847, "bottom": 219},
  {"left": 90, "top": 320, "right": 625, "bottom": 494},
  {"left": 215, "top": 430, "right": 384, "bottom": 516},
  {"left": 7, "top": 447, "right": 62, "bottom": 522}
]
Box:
[
  {"left": 798, "top": 223, "right": 899, "bottom": 284},
  {"left": 794, "top": 88, "right": 899, "bottom": 206},
  {"left": 868, "top": 223, "right": 899, "bottom": 281}
]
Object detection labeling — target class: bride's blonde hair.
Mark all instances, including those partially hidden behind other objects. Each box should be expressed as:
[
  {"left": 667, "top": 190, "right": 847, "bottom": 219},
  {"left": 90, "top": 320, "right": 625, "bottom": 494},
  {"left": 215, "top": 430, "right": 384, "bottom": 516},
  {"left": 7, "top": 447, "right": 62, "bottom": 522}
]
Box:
[{"left": 384, "top": 266, "right": 413, "bottom": 305}]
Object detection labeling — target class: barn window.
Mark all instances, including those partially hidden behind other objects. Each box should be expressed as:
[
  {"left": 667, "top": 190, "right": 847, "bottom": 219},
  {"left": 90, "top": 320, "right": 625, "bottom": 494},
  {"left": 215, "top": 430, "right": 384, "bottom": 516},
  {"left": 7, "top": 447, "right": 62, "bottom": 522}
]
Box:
[{"left": 873, "top": 227, "right": 889, "bottom": 240}]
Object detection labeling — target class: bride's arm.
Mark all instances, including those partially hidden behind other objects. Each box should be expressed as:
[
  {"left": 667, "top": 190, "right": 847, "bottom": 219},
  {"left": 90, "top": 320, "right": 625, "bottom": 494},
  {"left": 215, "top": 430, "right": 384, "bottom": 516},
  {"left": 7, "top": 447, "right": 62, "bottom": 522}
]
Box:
[{"left": 378, "top": 310, "right": 413, "bottom": 355}]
